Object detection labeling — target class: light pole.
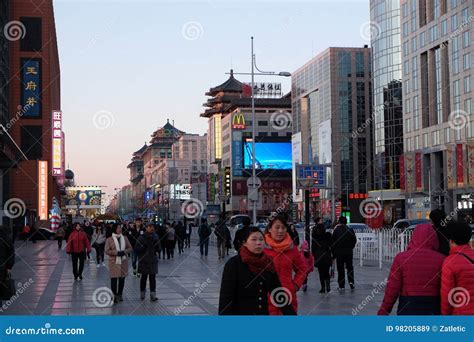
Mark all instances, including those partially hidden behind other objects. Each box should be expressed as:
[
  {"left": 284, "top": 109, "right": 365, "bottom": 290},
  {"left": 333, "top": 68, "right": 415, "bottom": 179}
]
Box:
[{"left": 232, "top": 37, "right": 291, "bottom": 225}]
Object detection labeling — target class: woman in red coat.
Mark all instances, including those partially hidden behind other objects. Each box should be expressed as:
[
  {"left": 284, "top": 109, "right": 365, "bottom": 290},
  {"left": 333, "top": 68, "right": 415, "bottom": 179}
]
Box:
[
  {"left": 66, "top": 223, "right": 91, "bottom": 281},
  {"left": 378, "top": 224, "right": 445, "bottom": 315},
  {"left": 263, "top": 215, "right": 307, "bottom": 315}
]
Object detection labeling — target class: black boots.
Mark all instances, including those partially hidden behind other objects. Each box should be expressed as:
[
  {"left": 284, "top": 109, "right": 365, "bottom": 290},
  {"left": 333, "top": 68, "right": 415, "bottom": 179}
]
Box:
[{"left": 319, "top": 279, "right": 331, "bottom": 293}]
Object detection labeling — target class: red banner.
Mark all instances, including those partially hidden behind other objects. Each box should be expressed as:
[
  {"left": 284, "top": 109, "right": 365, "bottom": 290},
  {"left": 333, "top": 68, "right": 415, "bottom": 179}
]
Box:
[
  {"left": 457, "top": 143, "right": 464, "bottom": 186},
  {"left": 399, "top": 155, "right": 405, "bottom": 191},
  {"left": 415, "top": 153, "right": 422, "bottom": 190}
]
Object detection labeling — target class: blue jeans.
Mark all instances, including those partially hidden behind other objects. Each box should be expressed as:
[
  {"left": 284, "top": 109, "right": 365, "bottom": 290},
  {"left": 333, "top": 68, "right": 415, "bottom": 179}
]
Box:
[{"left": 200, "top": 239, "right": 209, "bottom": 256}]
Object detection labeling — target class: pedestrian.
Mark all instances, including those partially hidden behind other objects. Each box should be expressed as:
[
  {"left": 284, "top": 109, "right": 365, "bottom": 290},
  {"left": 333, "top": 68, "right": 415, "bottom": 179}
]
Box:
[
  {"left": 165, "top": 223, "right": 176, "bottom": 259},
  {"left": 288, "top": 223, "right": 300, "bottom": 247},
  {"left": 300, "top": 240, "right": 314, "bottom": 292},
  {"left": 0, "top": 226, "right": 15, "bottom": 306},
  {"left": 215, "top": 222, "right": 229, "bottom": 259},
  {"left": 105, "top": 223, "right": 113, "bottom": 238},
  {"left": 429, "top": 208, "right": 450, "bottom": 256},
  {"left": 30, "top": 221, "right": 37, "bottom": 243},
  {"left": 225, "top": 224, "right": 232, "bottom": 256},
  {"left": 91, "top": 225, "right": 106, "bottom": 268},
  {"left": 330, "top": 216, "right": 357, "bottom": 291},
  {"left": 157, "top": 224, "right": 167, "bottom": 259},
  {"left": 55, "top": 225, "right": 66, "bottom": 250},
  {"left": 135, "top": 223, "right": 161, "bottom": 301},
  {"left": 219, "top": 226, "right": 296, "bottom": 315},
  {"left": 66, "top": 223, "right": 91, "bottom": 281},
  {"left": 175, "top": 221, "right": 186, "bottom": 254},
  {"left": 185, "top": 222, "right": 193, "bottom": 248},
  {"left": 378, "top": 223, "right": 445, "bottom": 315},
  {"left": 127, "top": 223, "right": 142, "bottom": 276},
  {"left": 83, "top": 222, "right": 93, "bottom": 260},
  {"left": 311, "top": 217, "right": 333, "bottom": 293},
  {"left": 198, "top": 220, "right": 211, "bottom": 257},
  {"left": 263, "top": 215, "right": 307, "bottom": 315},
  {"left": 232, "top": 216, "right": 251, "bottom": 253},
  {"left": 105, "top": 224, "right": 133, "bottom": 304},
  {"left": 440, "top": 220, "right": 474, "bottom": 315}
]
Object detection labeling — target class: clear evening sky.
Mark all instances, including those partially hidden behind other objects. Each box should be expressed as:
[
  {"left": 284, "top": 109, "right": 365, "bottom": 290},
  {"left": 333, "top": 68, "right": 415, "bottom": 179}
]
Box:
[{"left": 54, "top": 0, "right": 370, "bottom": 198}]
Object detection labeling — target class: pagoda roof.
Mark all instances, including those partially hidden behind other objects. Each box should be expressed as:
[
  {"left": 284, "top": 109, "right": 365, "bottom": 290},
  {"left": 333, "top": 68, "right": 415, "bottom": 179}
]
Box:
[
  {"left": 133, "top": 143, "right": 148, "bottom": 156},
  {"left": 206, "top": 70, "right": 245, "bottom": 96}
]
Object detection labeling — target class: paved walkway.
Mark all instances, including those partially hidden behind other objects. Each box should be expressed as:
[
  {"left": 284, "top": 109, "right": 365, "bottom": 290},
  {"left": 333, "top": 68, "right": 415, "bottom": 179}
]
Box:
[{"left": 1, "top": 238, "right": 390, "bottom": 316}]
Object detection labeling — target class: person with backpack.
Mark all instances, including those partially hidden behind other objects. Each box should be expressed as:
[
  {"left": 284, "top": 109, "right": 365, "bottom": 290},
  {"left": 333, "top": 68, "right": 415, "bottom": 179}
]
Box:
[
  {"left": 135, "top": 223, "right": 161, "bottom": 302},
  {"left": 312, "top": 217, "right": 333, "bottom": 293},
  {"left": 198, "top": 220, "right": 211, "bottom": 257},
  {"left": 441, "top": 220, "right": 474, "bottom": 315},
  {"left": 330, "top": 216, "right": 357, "bottom": 291}
]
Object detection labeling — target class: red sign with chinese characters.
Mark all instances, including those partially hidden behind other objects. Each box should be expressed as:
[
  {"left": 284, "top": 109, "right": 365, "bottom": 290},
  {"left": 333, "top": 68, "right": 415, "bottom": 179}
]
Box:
[
  {"left": 51, "top": 110, "right": 63, "bottom": 177},
  {"left": 399, "top": 155, "right": 405, "bottom": 191},
  {"left": 415, "top": 153, "right": 422, "bottom": 190},
  {"left": 457, "top": 143, "right": 464, "bottom": 186}
]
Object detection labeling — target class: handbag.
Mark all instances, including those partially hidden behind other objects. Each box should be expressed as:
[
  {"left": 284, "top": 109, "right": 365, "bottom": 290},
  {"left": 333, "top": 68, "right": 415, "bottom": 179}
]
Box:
[{"left": 0, "top": 272, "right": 16, "bottom": 300}]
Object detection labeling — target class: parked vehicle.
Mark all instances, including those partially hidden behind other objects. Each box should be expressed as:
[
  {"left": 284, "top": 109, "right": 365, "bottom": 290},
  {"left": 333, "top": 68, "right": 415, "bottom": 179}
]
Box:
[
  {"left": 392, "top": 218, "right": 429, "bottom": 231},
  {"left": 229, "top": 214, "right": 251, "bottom": 230}
]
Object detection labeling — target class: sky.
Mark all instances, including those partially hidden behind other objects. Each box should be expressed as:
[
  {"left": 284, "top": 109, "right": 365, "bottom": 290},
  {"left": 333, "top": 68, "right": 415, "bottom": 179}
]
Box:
[{"left": 54, "top": 0, "right": 370, "bottom": 198}]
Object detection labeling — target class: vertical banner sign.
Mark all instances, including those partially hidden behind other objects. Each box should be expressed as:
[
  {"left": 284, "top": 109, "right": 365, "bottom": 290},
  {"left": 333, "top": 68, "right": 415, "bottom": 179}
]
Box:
[
  {"left": 52, "top": 110, "right": 63, "bottom": 176},
  {"left": 405, "top": 153, "right": 415, "bottom": 193},
  {"left": 446, "top": 145, "right": 455, "bottom": 189},
  {"left": 38, "top": 161, "right": 48, "bottom": 220},
  {"left": 415, "top": 153, "right": 422, "bottom": 191},
  {"left": 457, "top": 143, "right": 464, "bottom": 186},
  {"left": 232, "top": 131, "right": 243, "bottom": 176},
  {"left": 399, "top": 155, "right": 405, "bottom": 191},
  {"left": 21, "top": 59, "right": 41, "bottom": 117},
  {"left": 209, "top": 174, "right": 216, "bottom": 202},
  {"left": 467, "top": 143, "right": 474, "bottom": 187}
]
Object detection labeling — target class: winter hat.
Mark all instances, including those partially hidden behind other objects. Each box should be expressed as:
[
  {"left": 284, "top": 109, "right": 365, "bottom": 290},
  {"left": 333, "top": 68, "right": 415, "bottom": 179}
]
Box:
[{"left": 301, "top": 240, "right": 309, "bottom": 252}]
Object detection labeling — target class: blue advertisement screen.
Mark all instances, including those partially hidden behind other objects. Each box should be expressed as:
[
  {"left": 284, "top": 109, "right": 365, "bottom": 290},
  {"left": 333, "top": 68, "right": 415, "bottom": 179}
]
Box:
[{"left": 244, "top": 142, "right": 292, "bottom": 170}]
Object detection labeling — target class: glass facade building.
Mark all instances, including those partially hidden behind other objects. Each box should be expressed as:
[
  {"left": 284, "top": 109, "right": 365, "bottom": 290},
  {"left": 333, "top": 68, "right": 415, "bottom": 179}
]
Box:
[{"left": 371, "top": 0, "right": 404, "bottom": 190}]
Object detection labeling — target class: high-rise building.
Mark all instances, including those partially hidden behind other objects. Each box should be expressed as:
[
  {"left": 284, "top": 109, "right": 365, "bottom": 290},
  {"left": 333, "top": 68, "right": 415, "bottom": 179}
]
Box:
[
  {"left": 6, "top": 0, "right": 64, "bottom": 227},
  {"left": 370, "top": 0, "right": 405, "bottom": 225},
  {"left": 400, "top": 0, "right": 473, "bottom": 219},
  {"left": 292, "top": 47, "right": 373, "bottom": 222}
]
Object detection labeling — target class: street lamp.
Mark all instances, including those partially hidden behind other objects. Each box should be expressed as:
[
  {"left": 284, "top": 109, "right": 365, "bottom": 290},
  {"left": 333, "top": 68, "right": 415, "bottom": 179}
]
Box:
[{"left": 232, "top": 36, "right": 291, "bottom": 225}]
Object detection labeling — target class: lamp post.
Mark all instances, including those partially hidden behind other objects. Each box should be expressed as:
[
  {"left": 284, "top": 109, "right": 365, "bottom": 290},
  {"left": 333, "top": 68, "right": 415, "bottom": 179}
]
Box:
[{"left": 232, "top": 37, "right": 291, "bottom": 225}]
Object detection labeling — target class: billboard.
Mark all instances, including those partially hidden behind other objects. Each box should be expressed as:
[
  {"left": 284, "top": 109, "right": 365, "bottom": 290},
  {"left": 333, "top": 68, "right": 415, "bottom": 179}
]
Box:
[
  {"left": 52, "top": 110, "right": 63, "bottom": 176},
  {"left": 244, "top": 141, "right": 292, "bottom": 170},
  {"left": 38, "top": 161, "right": 48, "bottom": 220},
  {"left": 169, "top": 184, "right": 192, "bottom": 200},
  {"left": 232, "top": 131, "right": 243, "bottom": 176},
  {"left": 65, "top": 187, "right": 102, "bottom": 209},
  {"left": 21, "top": 59, "right": 41, "bottom": 117},
  {"left": 318, "top": 120, "right": 332, "bottom": 163}
]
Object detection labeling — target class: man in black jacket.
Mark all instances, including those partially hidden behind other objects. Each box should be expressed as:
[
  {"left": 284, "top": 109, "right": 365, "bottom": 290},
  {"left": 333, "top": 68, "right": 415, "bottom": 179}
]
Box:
[
  {"left": 0, "top": 226, "right": 15, "bottom": 305},
  {"left": 330, "top": 216, "right": 357, "bottom": 291}
]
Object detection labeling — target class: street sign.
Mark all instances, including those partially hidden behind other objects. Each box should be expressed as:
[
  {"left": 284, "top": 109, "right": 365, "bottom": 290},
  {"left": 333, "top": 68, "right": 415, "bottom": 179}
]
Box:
[
  {"left": 247, "top": 176, "right": 262, "bottom": 189},
  {"left": 296, "top": 164, "right": 326, "bottom": 188}
]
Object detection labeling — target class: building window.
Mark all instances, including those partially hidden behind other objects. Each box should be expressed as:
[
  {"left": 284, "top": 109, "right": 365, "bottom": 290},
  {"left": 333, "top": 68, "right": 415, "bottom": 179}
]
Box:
[
  {"left": 423, "top": 133, "right": 429, "bottom": 148},
  {"left": 451, "top": 14, "right": 458, "bottom": 32},
  {"left": 338, "top": 51, "right": 352, "bottom": 77},
  {"left": 257, "top": 120, "right": 268, "bottom": 126},
  {"left": 21, "top": 125, "right": 42, "bottom": 159},
  {"left": 20, "top": 17, "right": 42, "bottom": 52},
  {"left": 464, "top": 76, "right": 471, "bottom": 93},
  {"left": 463, "top": 31, "right": 470, "bottom": 48},
  {"left": 463, "top": 53, "right": 471, "bottom": 70},
  {"left": 445, "top": 128, "right": 451, "bottom": 143},
  {"left": 441, "top": 19, "right": 448, "bottom": 35},
  {"left": 465, "top": 98, "right": 472, "bottom": 114}
]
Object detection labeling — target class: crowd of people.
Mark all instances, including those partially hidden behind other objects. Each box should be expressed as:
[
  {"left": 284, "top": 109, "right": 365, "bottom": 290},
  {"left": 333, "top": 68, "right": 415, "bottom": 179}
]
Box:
[{"left": 0, "top": 208, "right": 473, "bottom": 315}]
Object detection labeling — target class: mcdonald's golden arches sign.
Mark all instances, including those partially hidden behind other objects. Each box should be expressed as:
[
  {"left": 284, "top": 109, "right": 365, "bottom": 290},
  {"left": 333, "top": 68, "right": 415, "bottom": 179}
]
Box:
[{"left": 232, "top": 113, "right": 246, "bottom": 129}]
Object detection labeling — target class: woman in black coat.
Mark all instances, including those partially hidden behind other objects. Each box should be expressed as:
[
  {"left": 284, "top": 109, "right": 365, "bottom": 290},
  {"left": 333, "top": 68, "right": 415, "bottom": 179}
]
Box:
[
  {"left": 135, "top": 224, "right": 161, "bottom": 301},
  {"left": 219, "top": 226, "right": 296, "bottom": 315},
  {"left": 311, "top": 218, "right": 333, "bottom": 293}
]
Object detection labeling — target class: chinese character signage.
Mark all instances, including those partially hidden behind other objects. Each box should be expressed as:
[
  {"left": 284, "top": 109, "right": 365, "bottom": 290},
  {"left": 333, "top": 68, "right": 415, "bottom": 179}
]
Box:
[
  {"left": 232, "top": 131, "right": 243, "bottom": 176},
  {"left": 21, "top": 59, "right": 41, "bottom": 117},
  {"left": 415, "top": 153, "right": 422, "bottom": 191},
  {"left": 52, "top": 110, "right": 63, "bottom": 176},
  {"left": 244, "top": 82, "right": 282, "bottom": 98},
  {"left": 467, "top": 143, "right": 474, "bottom": 187},
  {"left": 399, "top": 155, "right": 405, "bottom": 191},
  {"left": 38, "top": 161, "right": 48, "bottom": 220}
]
